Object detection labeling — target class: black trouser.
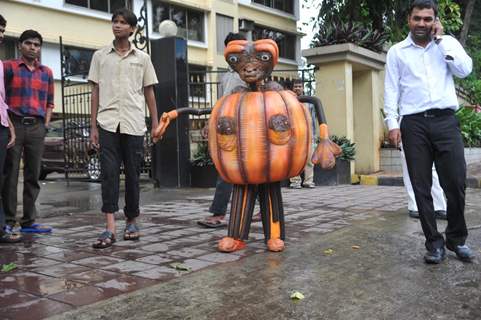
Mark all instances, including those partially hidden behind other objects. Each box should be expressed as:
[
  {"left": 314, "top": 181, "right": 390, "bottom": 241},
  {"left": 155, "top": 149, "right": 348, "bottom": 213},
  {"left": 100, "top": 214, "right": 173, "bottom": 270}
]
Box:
[
  {"left": 209, "top": 177, "right": 233, "bottom": 216},
  {"left": 2, "top": 115, "right": 46, "bottom": 228},
  {"left": 401, "top": 109, "right": 467, "bottom": 251},
  {"left": 0, "top": 125, "right": 9, "bottom": 232},
  {"left": 99, "top": 127, "right": 144, "bottom": 219}
]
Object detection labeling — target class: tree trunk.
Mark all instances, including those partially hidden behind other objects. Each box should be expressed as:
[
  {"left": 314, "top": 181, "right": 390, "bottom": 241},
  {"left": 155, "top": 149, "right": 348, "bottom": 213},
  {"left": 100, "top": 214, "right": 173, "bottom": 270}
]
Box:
[{"left": 460, "top": 0, "right": 476, "bottom": 46}]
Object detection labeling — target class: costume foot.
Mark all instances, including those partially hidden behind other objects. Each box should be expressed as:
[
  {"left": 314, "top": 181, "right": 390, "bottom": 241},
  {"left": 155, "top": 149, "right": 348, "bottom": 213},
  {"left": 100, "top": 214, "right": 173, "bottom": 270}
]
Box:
[
  {"left": 267, "top": 238, "right": 285, "bottom": 252},
  {"left": 218, "top": 237, "right": 246, "bottom": 252}
]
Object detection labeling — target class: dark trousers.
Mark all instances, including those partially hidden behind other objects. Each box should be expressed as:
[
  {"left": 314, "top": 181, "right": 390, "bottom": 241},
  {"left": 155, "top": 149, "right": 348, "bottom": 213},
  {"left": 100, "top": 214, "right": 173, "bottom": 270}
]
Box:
[
  {"left": 209, "top": 177, "right": 233, "bottom": 216},
  {"left": 99, "top": 127, "right": 144, "bottom": 219},
  {"left": 401, "top": 110, "right": 467, "bottom": 251},
  {"left": 0, "top": 125, "right": 9, "bottom": 231},
  {"left": 2, "top": 117, "right": 46, "bottom": 227}
]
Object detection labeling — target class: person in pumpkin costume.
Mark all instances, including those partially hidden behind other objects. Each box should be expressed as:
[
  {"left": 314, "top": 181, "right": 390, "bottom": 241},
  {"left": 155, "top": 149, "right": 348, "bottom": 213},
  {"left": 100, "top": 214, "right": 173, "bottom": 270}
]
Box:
[{"left": 153, "top": 38, "right": 340, "bottom": 252}]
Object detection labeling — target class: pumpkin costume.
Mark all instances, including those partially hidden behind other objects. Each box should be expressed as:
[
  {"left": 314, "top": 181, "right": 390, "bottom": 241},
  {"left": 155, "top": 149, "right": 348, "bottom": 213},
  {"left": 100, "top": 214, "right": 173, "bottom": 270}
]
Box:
[{"left": 153, "top": 39, "right": 340, "bottom": 253}]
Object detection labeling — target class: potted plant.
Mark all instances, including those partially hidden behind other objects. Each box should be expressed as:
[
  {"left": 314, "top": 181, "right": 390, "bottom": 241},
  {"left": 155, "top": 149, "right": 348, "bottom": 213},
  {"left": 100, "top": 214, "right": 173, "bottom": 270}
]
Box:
[
  {"left": 190, "top": 141, "right": 217, "bottom": 188},
  {"left": 314, "top": 135, "right": 356, "bottom": 185}
]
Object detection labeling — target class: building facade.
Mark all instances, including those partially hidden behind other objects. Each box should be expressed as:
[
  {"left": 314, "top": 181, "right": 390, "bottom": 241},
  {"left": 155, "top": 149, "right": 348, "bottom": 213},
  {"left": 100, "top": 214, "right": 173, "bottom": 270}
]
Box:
[{"left": 1, "top": 0, "right": 302, "bottom": 110}]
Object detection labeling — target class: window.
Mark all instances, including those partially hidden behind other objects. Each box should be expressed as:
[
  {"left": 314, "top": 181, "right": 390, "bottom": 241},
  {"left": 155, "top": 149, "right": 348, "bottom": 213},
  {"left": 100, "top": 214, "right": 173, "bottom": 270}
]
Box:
[
  {"left": 0, "top": 37, "right": 16, "bottom": 60},
  {"left": 189, "top": 64, "right": 207, "bottom": 99},
  {"left": 63, "top": 46, "right": 95, "bottom": 78},
  {"left": 216, "top": 14, "right": 234, "bottom": 54},
  {"left": 65, "top": 0, "right": 131, "bottom": 13},
  {"left": 252, "top": 25, "right": 296, "bottom": 60},
  {"left": 252, "top": 0, "right": 294, "bottom": 14},
  {"left": 152, "top": 1, "right": 205, "bottom": 42}
]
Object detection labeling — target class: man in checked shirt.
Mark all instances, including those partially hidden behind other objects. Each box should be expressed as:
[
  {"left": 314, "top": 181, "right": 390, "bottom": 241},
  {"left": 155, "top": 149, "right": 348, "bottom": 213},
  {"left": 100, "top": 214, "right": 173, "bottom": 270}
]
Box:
[{"left": 2, "top": 30, "right": 53, "bottom": 234}]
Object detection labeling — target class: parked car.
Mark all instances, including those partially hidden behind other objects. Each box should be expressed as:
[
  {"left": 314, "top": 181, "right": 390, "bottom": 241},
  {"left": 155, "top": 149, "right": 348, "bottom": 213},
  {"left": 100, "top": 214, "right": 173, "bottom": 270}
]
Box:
[
  {"left": 41, "top": 119, "right": 152, "bottom": 181},
  {"left": 40, "top": 119, "right": 100, "bottom": 181}
]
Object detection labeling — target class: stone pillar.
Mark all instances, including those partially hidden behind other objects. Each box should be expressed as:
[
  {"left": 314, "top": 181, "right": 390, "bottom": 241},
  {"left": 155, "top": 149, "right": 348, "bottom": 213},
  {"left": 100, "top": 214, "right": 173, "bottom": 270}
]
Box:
[
  {"left": 303, "top": 43, "right": 386, "bottom": 174},
  {"left": 150, "top": 37, "right": 191, "bottom": 187}
]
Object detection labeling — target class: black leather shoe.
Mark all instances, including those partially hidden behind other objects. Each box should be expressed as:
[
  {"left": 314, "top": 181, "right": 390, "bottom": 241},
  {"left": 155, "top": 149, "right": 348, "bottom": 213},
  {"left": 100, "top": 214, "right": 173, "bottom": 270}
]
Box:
[
  {"left": 435, "top": 210, "right": 447, "bottom": 220},
  {"left": 408, "top": 210, "right": 419, "bottom": 219},
  {"left": 446, "top": 244, "right": 474, "bottom": 262},
  {"left": 424, "top": 247, "right": 446, "bottom": 264}
]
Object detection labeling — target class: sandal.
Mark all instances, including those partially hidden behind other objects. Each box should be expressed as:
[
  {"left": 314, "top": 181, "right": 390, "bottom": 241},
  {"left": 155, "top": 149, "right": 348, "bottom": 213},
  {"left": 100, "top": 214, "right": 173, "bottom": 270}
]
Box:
[
  {"left": 123, "top": 224, "right": 140, "bottom": 241},
  {"left": 0, "top": 232, "right": 23, "bottom": 244},
  {"left": 92, "top": 230, "right": 116, "bottom": 249},
  {"left": 197, "top": 216, "right": 227, "bottom": 228}
]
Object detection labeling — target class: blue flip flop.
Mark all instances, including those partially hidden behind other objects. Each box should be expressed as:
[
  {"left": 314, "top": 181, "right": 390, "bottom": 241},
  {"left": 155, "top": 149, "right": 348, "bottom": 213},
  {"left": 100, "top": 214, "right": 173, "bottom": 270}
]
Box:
[{"left": 20, "top": 224, "right": 52, "bottom": 233}]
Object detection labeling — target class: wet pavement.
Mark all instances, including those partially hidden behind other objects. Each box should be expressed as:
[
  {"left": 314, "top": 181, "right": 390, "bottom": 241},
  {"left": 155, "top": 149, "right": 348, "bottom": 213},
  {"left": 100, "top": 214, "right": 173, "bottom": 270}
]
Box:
[{"left": 1, "top": 175, "right": 481, "bottom": 319}]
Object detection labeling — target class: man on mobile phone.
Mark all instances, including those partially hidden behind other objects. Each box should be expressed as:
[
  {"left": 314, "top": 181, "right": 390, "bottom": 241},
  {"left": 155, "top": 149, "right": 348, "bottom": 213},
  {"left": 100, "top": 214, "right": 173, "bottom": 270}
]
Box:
[{"left": 384, "top": 0, "right": 473, "bottom": 264}]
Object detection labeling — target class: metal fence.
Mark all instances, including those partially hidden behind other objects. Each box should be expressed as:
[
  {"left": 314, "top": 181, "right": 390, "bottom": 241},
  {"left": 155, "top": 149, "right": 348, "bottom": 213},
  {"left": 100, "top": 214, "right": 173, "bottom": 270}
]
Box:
[{"left": 59, "top": 35, "right": 315, "bottom": 181}]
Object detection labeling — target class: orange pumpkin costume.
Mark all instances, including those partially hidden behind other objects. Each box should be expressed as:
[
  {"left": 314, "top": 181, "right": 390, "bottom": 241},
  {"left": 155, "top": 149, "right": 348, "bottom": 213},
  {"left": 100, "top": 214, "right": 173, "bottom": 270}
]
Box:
[{"left": 153, "top": 39, "right": 340, "bottom": 253}]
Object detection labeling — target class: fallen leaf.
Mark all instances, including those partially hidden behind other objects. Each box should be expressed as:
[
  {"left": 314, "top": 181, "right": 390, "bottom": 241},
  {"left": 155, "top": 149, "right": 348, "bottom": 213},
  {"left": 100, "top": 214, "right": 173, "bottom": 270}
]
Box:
[
  {"left": 290, "top": 291, "right": 305, "bottom": 300},
  {"left": 351, "top": 245, "right": 361, "bottom": 250},
  {"left": 170, "top": 263, "right": 192, "bottom": 272},
  {"left": 323, "top": 248, "right": 334, "bottom": 255},
  {"left": 1, "top": 263, "right": 17, "bottom": 273}
]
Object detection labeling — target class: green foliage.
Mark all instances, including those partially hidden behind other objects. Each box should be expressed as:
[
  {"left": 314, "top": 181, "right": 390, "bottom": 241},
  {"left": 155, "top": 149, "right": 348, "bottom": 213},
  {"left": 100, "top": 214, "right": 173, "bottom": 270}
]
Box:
[
  {"left": 437, "top": 0, "right": 463, "bottom": 34},
  {"left": 455, "top": 106, "right": 481, "bottom": 147},
  {"left": 311, "top": 19, "right": 389, "bottom": 52},
  {"left": 330, "top": 135, "right": 356, "bottom": 161},
  {"left": 307, "top": 0, "right": 464, "bottom": 48},
  {"left": 191, "top": 141, "right": 213, "bottom": 167},
  {"left": 457, "top": 34, "right": 481, "bottom": 105}
]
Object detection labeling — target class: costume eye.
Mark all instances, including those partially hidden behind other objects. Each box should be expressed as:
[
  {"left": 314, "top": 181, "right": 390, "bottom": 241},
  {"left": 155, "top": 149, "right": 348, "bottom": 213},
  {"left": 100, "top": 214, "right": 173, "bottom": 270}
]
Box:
[
  {"left": 258, "top": 53, "right": 271, "bottom": 61},
  {"left": 227, "top": 55, "right": 239, "bottom": 63}
]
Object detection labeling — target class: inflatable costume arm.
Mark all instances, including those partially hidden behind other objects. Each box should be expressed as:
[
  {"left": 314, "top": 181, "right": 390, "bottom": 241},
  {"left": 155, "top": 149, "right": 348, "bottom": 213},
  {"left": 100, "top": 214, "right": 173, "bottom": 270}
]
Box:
[
  {"left": 298, "top": 95, "right": 342, "bottom": 169},
  {"left": 152, "top": 108, "right": 211, "bottom": 142}
]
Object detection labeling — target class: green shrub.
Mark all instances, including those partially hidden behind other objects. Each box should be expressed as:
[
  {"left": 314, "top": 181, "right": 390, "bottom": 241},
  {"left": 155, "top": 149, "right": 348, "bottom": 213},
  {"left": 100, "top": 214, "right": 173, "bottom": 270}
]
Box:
[
  {"left": 191, "top": 141, "right": 213, "bottom": 167},
  {"left": 455, "top": 106, "right": 481, "bottom": 147},
  {"left": 330, "top": 135, "right": 356, "bottom": 161}
]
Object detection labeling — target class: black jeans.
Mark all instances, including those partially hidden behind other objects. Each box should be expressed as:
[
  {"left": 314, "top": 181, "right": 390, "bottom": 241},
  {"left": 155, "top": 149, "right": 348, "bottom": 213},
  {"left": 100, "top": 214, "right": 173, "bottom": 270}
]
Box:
[
  {"left": 0, "top": 125, "right": 8, "bottom": 232},
  {"left": 2, "top": 116, "right": 46, "bottom": 227},
  {"left": 99, "top": 127, "right": 144, "bottom": 219},
  {"left": 209, "top": 177, "right": 233, "bottom": 216},
  {"left": 401, "top": 109, "right": 467, "bottom": 251}
]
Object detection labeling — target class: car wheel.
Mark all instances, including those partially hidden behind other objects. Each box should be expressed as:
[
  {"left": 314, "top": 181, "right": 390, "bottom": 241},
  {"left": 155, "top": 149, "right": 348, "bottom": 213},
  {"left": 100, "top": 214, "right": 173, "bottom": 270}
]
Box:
[{"left": 86, "top": 154, "right": 101, "bottom": 181}]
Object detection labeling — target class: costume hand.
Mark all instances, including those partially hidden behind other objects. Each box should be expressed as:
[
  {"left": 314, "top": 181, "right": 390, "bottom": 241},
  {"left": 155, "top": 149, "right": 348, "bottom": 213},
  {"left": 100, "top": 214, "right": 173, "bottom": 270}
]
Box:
[
  {"left": 152, "top": 110, "right": 178, "bottom": 143},
  {"left": 388, "top": 129, "right": 401, "bottom": 148},
  {"left": 90, "top": 125, "right": 100, "bottom": 150},
  {"left": 311, "top": 123, "right": 342, "bottom": 169}
]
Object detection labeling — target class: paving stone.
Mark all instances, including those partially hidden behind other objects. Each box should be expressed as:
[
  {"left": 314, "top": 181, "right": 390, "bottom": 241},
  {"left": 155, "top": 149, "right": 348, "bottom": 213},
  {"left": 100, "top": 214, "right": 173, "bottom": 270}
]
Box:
[
  {"left": 141, "top": 242, "right": 170, "bottom": 252},
  {"left": 0, "top": 272, "right": 84, "bottom": 296},
  {"left": 102, "top": 261, "right": 157, "bottom": 273},
  {"left": 110, "top": 249, "right": 153, "bottom": 260},
  {"left": 0, "top": 298, "right": 72, "bottom": 320},
  {"left": 0, "top": 288, "right": 37, "bottom": 306},
  {"left": 47, "top": 285, "right": 122, "bottom": 307},
  {"left": 132, "top": 266, "right": 179, "bottom": 280},
  {"left": 70, "top": 256, "right": 125, "bottom": 268},
  {"left": 166, "top": 247, "right": 208, "bottom": 258},
  {"left": 32, "top": 263, "right": 92, "bottom": 278},
  {"left": 196, "top": 252, "right": 242, "bottom": 263},
  {"left": 136, "top": 254, "right": 176, "bottom": 265}
]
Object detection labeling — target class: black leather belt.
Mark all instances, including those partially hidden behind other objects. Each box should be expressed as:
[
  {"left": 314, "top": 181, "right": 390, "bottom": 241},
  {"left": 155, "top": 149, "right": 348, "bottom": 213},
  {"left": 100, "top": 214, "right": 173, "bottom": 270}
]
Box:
[
  {"left": 408, "top": 109, "right": 454, "bottom": 118},
  {"left": 10, "top": 114, "right": 41, "bottom": 125}
]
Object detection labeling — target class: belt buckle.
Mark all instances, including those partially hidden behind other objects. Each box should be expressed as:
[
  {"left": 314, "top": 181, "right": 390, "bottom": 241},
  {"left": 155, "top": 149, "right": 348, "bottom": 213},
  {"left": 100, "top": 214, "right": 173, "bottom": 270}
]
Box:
[
  {"left": 423, "top": 111, "right": 435, "bottom": 118},
  {"left": 21, "top": 117, "right": 36, "bottom": 125}
]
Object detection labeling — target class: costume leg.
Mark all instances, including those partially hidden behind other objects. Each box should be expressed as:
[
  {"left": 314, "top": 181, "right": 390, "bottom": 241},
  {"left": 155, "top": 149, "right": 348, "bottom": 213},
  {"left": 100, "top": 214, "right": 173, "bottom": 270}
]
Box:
[
  {"left": 218, "top": 184, "right": 256, "bottom": 252},
  {"left": 258, "top": 182, "right": 285, "bottom": 251},
  {"left": 227, "top": 184, "right": 257, "bottom": 239}
]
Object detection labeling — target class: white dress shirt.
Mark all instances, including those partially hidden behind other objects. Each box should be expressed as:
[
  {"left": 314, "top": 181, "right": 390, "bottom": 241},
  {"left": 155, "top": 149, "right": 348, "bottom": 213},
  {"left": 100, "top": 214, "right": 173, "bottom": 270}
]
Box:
[{"left": 384, "top": 34, "right": 472, "bottom": 130}]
